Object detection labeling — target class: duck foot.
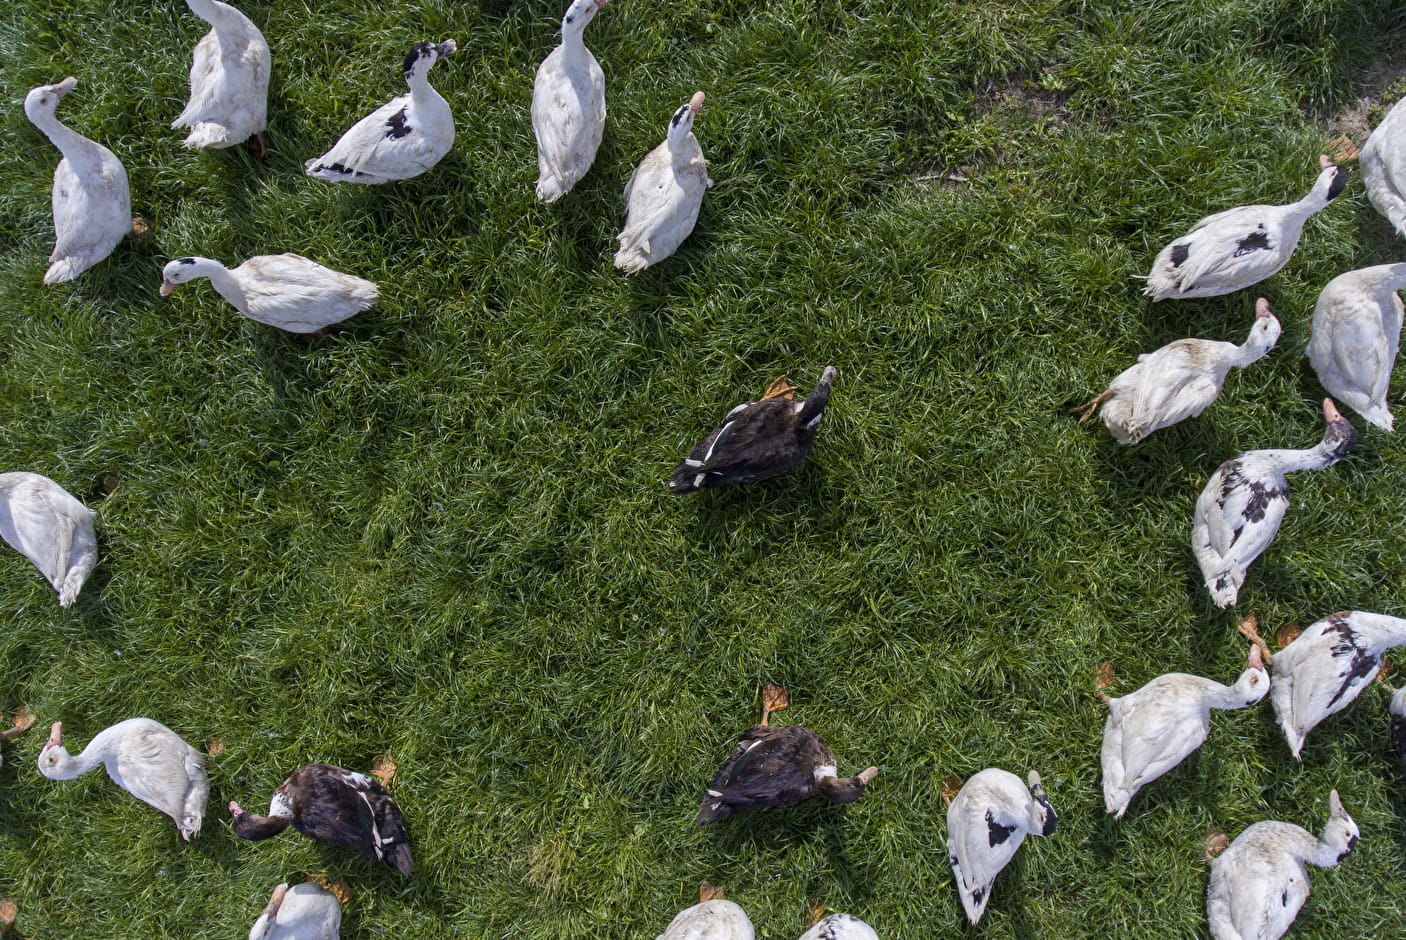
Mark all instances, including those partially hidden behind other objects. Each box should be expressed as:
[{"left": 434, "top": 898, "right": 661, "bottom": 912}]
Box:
[
  {"left": 247, "top": 131, "right": 270, "bottom": 159},
  {"left": 762, "top": 376, "right": 796, "bottom": 400},
  {"left": 760, "top": 682, "right": 789, "bottom": 727},
  {"left": 1071, "top": 390, "right": 1112, "bottom": 422},
  {"left": 699, "top": 882, "right": 725, "bottom": 902},
  {"left": 129, "top": 216, "right": 152, "bottom": 238},
  {"left": 0, "top": 708, "right": 36, "bottom": 741},
  {"left": 0, "top": 898, "right": 14, "bottom": 932},
  {"left": 1095, "top": 661, "right": 1116, "bottom": 703},
  {"left": 1236, "top": 614, "right": 1273, "bottom": 667}
]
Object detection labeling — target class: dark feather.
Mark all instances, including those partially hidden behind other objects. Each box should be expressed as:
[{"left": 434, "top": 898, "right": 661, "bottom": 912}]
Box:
[{"left": 696, "top": 725, "right": 836, "bottom": 825}]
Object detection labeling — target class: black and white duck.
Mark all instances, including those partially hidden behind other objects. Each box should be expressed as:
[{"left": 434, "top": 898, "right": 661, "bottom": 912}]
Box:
[
  {"left": 1191, "top": 399, "right": 1356, "bottom": 608},
  {"left": 1257, "top": 611, "right": 1406, "bottom": 759},
  {"left": 306, "top": 41, "right": 456, "bottom": 183},
  {"left": 946, "top": 768, "right": 1057, "bottom": 925},
  {"left": 1145, "top": 156, "right": 1348, "bottom": 301},
  {"left": 1206, "top": 790, "right": 1357, "bottom": 940},
  {"left": 797, "top": 913, "right": 878, "bottom": 940},
  {"left": 670, "top": 367, "right": 836, "bottom": 494},
  {"left": 615, "top": 91, "right": 711, "bottom": 273},
  {"left": 230, "top": 763, "right": 412, "bottom": 875},
  {"left": 696, "top": 684, "right": 876, "bottom": 826}
]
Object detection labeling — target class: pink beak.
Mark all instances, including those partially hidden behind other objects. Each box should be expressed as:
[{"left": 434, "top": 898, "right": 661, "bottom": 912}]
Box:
[
  {"left": 159, "top": 280, "right": 175, "bottom": 297},
  {"left": 228, "top": 800, "right": 244, "bottom": 816},
  {"left": 1319, "top": 154, "right": 1335, "bottom": 170},
  {"left": 1323, "top": 398, "right": 1343, "bottom": 422},
  {"left": 1254, "top": 297, "right": 1272, "bottom": 319},
  {"left": 261, "top": 883, "right": 288, "bottom": 918},
  {"left": 1248, "top": 644, "right": 1264, "bottom": 669},
  {"left": 688, "top": 91, "right": 705, "bottom": 113},
  {"left": 45, "top": 721, "right": 61, "bottom": 749}
]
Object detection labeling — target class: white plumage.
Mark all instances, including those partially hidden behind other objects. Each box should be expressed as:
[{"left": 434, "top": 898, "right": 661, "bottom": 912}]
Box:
[
  {"left": 616, "top": 91, "right": 711, "bottom": 273},
  {"left": 1076, "top": 297, "right": 1281, "bottom": 444},
  {"left": 1191, "top": 399, "right": 1356, "bottom": 608},
  {"left": 1269, "top": 610, "right": 1406, "bottom": 760},
  {"left": 159, "top": 254, "right": 379, "bottom": 334},
  {"left": 248, "top": 883, "right": 341, "bottom": 940},
  {"left": 1144, "top": 156, "right": 1347, "bottom": 301},
  {"left": 1306, "top": 263, "right": 1406, "bottom": 431},
  {"left": 797, "top": 913, "right": 879, "bottom": 940},
  {"left": 532, "top": 0, "right": 610, "bottom": 202},
  {"left": 1101, "top": 643, "right": 1267, "bottom": 819},
  {"left": 171, "top": 0, "right": 270, "bottom": 150},
  {"left": 946, "top": 769, "right": 1057, "bottom": 925},
  {"left": 24, "top": 77, "right": 132, "bottom": 285},
  {"left": 37, "top": 718, "right": 209, "bottom": 841},
  {"left": 0, "top": 472, "right": 96, "bottom": 608},
  {"left": 1360, "top": 94, "right": 1406, "bottom": 237},
  {"left": 656, "top": 899, "right": 755, "bottom": 940},
  {"left": 306, "top": 41, "right": 457, "bottom": 184},
  {"left": 1206, "top": 790, "right": 1358, "bottom": 940}
]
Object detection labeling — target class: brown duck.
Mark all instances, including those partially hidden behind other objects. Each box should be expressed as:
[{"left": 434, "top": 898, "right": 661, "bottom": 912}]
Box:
[
  {"left": 230, "top": 763, "right": 412, "bottom": 875},
  {"left": 670, "top": 367, "right": 836, "bottom": 494},
  {"left": 696, "top": 684, "right": 876, "bottom": 825}
]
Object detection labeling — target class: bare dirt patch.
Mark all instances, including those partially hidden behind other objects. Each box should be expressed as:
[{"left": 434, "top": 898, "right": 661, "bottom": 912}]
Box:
[{"left": 1328, "top": 52, "right": 1406, "bottom": 146}]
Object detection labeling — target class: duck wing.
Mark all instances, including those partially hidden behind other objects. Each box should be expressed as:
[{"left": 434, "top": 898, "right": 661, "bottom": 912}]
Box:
[
  {"left": 697, "top": 726, "right": 823, "bottom": 823},
  {"left": 1273, "top": 617, "right": 1380, "bottom": 755},
  {"left": 671, "top": 400, "right": 809, "bottom": 491},
  {"left": 306, "top": 95, "right": 443, "bottom": 182},
  {"left": 946, "top": 778, "right": 1028, "bottom": 924},
  {"left": 0, "top": 474, "right": 96, "bottom": 606},
  {"left": 232, "top": 254, "right": 378, "bottom": 331},
  {"left": 531, "top": 47, "right": 605, "bottom": 197},
  {"left": 1106, "top": 678, "right": 1210, "bottom": 799},
  {"left": 111, "top": 724, "right": 205, "bottom": 837},
  {"left": 1173, "top": 213, "right": 1285, "bottom": 296}
]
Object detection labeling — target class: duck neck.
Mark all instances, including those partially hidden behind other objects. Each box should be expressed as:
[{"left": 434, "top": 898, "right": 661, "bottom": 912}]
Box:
[
  {"left": 186, "top": 0, "right": 233, "bottom": 27},
  {"left": 190, "top": 259, "right": 246, "bottom": 309},
  {"left": 1257, "top": 425, "right": 1354, "bottom": 474},
  {"left": 1362, "top": 262, "right": 1406, "bottom": 294},
  {"left": 231, "top": 809, "right": 293, "bottom": 841},
  {"left": 1232, "top": 328, "right": 1276, "bottom": 367},
  {"left": 1286, "top": 167, "right": 1343, "bottom": 223},
  {"left": 407, "top": 67, "right": 445, "bottom": 109},
  {"left": 815, "top": 768, "right": 875, "bottom": 804},
  {"left": 43, "top": 732, "right": 117, "bottom": 780},
  {"left": 666, "top": 124, "right": 697, "bottom": 165},
  {"left": 560, "top": 17, "right": 591, "bottom": 60},
  {"left": 29, "top": 110, "right": 97, "bottom": 169},
  {"left": 1207, "top": 670, "right": 1264, "bottom": 710},
  {"left": 1308, "top": 820, "right": 1357, "bottom": 868}
]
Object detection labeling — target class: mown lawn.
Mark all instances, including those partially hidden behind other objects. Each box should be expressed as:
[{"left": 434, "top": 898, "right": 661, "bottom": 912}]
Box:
[{"left": 2, "top": 0, "right": 1406, "bottom": 936}]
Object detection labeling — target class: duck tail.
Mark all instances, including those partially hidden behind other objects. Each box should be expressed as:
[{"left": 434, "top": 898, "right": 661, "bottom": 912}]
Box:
[
  {"left": 613, "top": 246, "right": 649, "bottom": 274},
  {"left": 180, "top": 122, "right": 237, "bottom": 149},
  {"left": 695, "top": 796, "right": 736, "bottom": 826},
  {"left": 43, "top": 257, "right": 86, "bottom": 285},
  {"left": 536, "top": 175, "right": 569, "bottom": 203},
  {"left": 668, "top": 464, "right": 706, "bottom": 494}
]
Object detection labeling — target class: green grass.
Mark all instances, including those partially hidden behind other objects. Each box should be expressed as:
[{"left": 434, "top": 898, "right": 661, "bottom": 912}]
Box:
[{"left": 1, "top": 0, "right": 1406, "bottom": 936}]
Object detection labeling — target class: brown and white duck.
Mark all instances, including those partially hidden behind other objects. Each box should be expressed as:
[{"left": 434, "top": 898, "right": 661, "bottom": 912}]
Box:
[
  {"left": 230, "top": 763, "right": 412, "bottom": 875},
  {"left": 1306, "top": 263, "right": 1406, "bottom": 431},
  {"left": 1191, "top": 399, "right": 1356, "bottom": 608},
  {"left": 1145, "top": 156, "right": 1348, "bottom": 300},
  {"left": 1262, "top": 611, "right": 1406, "bottom": 759},
  {"left": 1075, "top": 298, "right": 1281, "bottom": 444},
  {"left": 670, "top": 367, "right": 836, "bottom": 494},
  {"left": 1206, "top": 790, "right": 1358, "bottom": 940},
  {"left": 37, "top": 718, "right": 209, "bottom": 840},
  {"left": 696, "top": 684, "right": 876, "bottom": 826}
]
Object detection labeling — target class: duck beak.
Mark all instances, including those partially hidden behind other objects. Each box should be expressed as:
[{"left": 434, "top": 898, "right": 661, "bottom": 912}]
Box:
[
  {"left": 1322, "top": 398, "right": 1343, "bottom": 423},
  {"left": 1254, "top": 297, "right": 1272, "bottom": 319},
  {"left": 1319, "top": 154, "right": 1335, "bottom": 170},
  {"left": 1248, "top": 644, "right": 1264, "bottom": 670},
  {"left": 228, "top": 801, "right": 244, "bottom": 817},
  {"left": 45, "top": 722, "right": 61, "bottom": 749},
  {"left": 52, "top": 77, "right": 77, "bottom": 99},
  {"left": 159, "top": 280, "right": 176, "bottom": 297},
  {"left": 436, "top": 39, "right": 457, "bottom": 57},
  {"left": 688, "top": 91, "right": 705, "bottom": 113},
  {"left": 261, "top": 883, "right": 288, "bottom": 919}
]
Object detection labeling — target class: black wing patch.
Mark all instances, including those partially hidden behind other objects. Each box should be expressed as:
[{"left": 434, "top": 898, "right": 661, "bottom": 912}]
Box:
[
  {"left": 1169, "top": 243, "right": 1191, "bottom": 267},
  {"left": 1233, "top": 229, "right": 1272, "bottom": 257},
  {"left": 986, "top": 809, "right": 1016, "bottom": 846},
  {"left": 385, "top": 107, "right": 412, "bottom": 139}
]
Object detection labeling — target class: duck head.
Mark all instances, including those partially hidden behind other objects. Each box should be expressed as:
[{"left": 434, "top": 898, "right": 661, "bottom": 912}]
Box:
[
  {"left": 23, "top": 77, "right": 77, "bottom": 123},
  {"left": 159, "top": 257, "right": 212, "bottom": 296},
  {"left": 1319, "top": 398, "right": 1358, "bottom": 461},
  {"left": 815, "top": 765, "right": 878, "bottom": 804},
  {"left": 1314, "top": 154, "right": 1349, "bottom": 204},
  {"left": 1233, "top": 643, "right": 1271, "bottom": 706},
  {"left": 36, "top": 722, "right": 71, "bottom": 779},
  {"left": 666, "top": 92, "right": 706, "bottom": 149},
  {"left": 247, "top": 883, "right": 288, "bottom": 940},
  {"left": 1320, "top": 790, "right": 1359, "bottom": 865},
  {"left": 1244, "top": 297, "right": 1282, "bottom": 355},
  {"left": 1026, "top": 771, "right": 1058, "bottom": 836},
  {"left": 403, "top": 40, "right": 456, "bottom": 83},
  {"left": 563, "top": 0, "right": 610, "bottom": 34}
]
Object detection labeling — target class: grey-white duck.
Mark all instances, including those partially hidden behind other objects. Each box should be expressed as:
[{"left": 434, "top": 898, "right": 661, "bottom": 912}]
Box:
[
  {"left": 172, "top": 0, "right": 270, "bottom": 151},
  {"left": 1306, "top": 263, "right": 1406, "bottom": 431},
  {"left": 0, "top": 472, "right": 96, "bottom": 608}
]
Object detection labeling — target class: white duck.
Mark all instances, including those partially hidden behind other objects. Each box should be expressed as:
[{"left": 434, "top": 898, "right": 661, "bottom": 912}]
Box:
[
  {"left": 24, "top": 77, "right": 133, "bottom": 285},
  {"left": 0, "top": 472, "right": 97, "bottom": 608},
  {"left": 1076, "top": 298, "right": 1282, "bottom": 443},
  {"left": 305, "top": 40, "right": 456, "bottom": 183},
  {"left": 159, "top": 255, "right": 378, "bottom": 334},
  {"left": 1145, "top": 156, "right": 1348, "bottom": 300},
  {"left": 1359, "top": 94, "right": 1406, "bottom": 237},
  {"left": 946, "top": 769, "right": 1057, "bottom": 925},
  {"left": 1206, "top": 790, "right": 1358, "bottom": 940},
  {"left": 1102, "top": 638, "right": 1268, "bottom": 819},
  {"left": 532, "top": 0, "right": 611, "bottom": 202},
  {"left": 798, "top": 913, "right": 878, "bottom": 940},
  {"left": 37, "top": 718, "right": 209, "bottom": 841},
  {"left": 1267, "top": 610, "right": 1406, "bottom": 759},
  {"left": 248, "top": 882, "right": 341, "bottom": 940},
  {"left": 1191, "top": 399, "right": 1356, "bottom": 608},
  {"left": 171, "top": 0, "right": 270, "bottom": 152},
  {"left": 615, "top": 92, "right": 711, "bottom": 273},
  {"left": 1306, "top": 263, "right": 1406, "bottom": 430},
  {"left": 657, "top": 884, "right": 754, "bottom": 940}
]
